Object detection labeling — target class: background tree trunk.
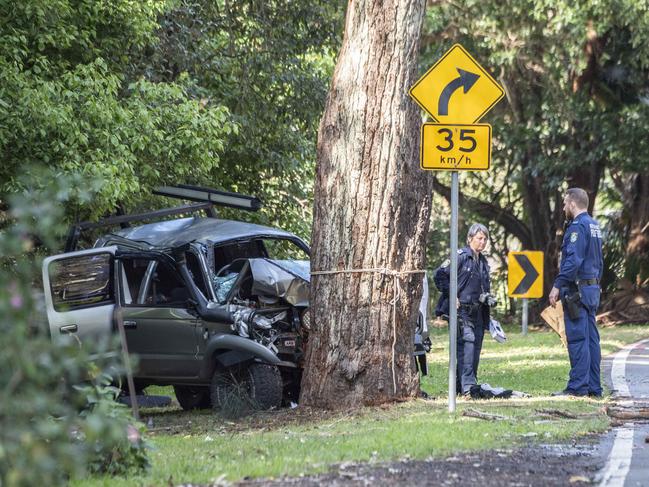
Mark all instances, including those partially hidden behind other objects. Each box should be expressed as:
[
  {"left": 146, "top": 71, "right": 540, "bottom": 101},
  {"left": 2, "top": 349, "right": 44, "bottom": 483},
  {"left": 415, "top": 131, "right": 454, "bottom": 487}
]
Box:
[
  {"left": 612, "top": 171, "right": 649, "bottom": 284},
  {"left": 300, "top": 0, "right": 431, "bottom": 409}
]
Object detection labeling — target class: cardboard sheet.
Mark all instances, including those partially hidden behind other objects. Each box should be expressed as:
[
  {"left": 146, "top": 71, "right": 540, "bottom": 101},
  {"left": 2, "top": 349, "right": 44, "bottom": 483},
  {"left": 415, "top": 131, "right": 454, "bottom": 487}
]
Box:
[{"left": 540, "top": 302, "right": 567, "bottom": 348}]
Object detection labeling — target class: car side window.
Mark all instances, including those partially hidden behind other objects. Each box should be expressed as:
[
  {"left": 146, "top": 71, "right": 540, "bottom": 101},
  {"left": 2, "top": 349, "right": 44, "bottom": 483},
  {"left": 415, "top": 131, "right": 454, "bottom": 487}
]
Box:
[
  {"left": 49, "top": 253, "right": 113, "bottom": 311},
  {"left": 120, "top": 258, "right": 150, "bottom": 305},
  {"left": 121, "top": 258, "right": 189, "bottom": 307},
  {"left": 142, "top": 260, "right": 189, "bottom": 307},
  {"left": 186, "top": 251, "right": 209, "bottom": 299},
  {"left": 213, "top": 240, "right": 266, "bottom": 271},
  {"left": 262, "top": 238, "right": 309, "bottom": 260}
]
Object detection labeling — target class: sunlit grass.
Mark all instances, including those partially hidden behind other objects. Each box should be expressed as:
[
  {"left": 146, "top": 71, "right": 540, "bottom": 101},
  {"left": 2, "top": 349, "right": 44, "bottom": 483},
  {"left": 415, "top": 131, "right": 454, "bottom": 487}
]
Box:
[
  {"left": 76, "top": 324, "right": 649, "bottom": 486},
  {"left": 421, "top": 323, "right": 649, "bottom": 397}
]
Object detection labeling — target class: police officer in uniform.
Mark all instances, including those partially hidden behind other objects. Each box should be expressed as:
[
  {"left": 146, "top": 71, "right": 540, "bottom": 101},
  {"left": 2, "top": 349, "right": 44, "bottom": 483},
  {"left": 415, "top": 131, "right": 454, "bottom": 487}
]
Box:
[
  {"left": 549, "top": 188, "right": 603, "bottom": 397},
  {"left": 434, "top": 223, "right": 493, "bottom": 396}
]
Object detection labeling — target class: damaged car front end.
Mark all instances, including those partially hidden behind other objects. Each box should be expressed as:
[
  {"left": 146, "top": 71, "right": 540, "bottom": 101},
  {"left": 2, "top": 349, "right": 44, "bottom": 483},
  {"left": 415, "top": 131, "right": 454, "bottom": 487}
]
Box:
[{"left": 42, "top": 185, "right": 430, "bottom": 414}]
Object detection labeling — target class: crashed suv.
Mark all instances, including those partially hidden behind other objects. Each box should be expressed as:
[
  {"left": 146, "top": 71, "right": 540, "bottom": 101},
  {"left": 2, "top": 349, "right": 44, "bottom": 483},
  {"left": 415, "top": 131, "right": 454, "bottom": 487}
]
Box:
[{"left": 42, "top": 185, "right": 430, "bottom": 411}]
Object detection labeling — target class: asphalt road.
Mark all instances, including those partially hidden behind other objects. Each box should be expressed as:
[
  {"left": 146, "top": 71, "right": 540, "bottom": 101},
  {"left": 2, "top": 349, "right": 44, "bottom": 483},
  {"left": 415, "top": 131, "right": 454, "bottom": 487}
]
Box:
[{"left": 598, "top": 337, "right": 649, "bottom": 486}]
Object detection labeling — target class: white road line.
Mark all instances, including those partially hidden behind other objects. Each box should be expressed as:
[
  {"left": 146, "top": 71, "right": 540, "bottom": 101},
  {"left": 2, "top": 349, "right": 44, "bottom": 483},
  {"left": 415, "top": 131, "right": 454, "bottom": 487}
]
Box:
[
  {"left": 599, "top": 338, "right": 649, "bottom": 487},
  {"left": 599, "top": 428, "right": 634, "bottom": 487},
  {"left": 611, "top": 338, "right": 649, "bottom": 397}
]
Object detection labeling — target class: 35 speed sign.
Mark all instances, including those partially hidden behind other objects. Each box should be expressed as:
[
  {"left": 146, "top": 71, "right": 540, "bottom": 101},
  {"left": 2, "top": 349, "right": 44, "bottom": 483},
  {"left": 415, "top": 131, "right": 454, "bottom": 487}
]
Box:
[{"left": 420, "top": 123, "right": 491, "bottom": 171}]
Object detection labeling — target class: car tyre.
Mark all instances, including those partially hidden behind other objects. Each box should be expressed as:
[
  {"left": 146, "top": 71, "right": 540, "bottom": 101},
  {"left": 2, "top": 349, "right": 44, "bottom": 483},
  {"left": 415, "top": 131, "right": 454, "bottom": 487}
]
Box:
[
  {"left": 173, "top": 385, "right": 211, "bottom": 410},
  {"left": 210, "top": 362, "right": 283, "bottom": 414}
]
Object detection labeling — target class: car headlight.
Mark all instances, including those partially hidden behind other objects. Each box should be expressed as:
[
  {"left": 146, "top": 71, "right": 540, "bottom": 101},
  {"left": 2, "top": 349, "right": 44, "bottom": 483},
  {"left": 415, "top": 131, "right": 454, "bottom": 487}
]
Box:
[{"left": 300, "top": 309, "right": 311, "bottom": 331}]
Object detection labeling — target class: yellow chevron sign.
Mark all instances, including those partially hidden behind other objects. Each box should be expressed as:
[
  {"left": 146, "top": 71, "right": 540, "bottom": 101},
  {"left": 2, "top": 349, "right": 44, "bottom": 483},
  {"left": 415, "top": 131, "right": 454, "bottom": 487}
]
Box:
[{"left": 508, "top": 251, "right": 543, "bottom": 298}]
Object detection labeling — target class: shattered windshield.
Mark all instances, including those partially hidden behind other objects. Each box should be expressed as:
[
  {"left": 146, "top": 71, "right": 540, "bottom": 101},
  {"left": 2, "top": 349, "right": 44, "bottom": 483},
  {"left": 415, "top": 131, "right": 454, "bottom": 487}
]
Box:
[{"left": 212, "top": 272, "right": 238, "bottom": 302}]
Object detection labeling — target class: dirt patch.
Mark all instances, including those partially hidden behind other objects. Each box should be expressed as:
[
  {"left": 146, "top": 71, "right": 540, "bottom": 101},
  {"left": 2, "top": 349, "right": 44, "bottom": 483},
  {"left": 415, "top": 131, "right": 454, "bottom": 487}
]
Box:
[
  {"left": 142, "top": 404, "right": 360, "bottom": 437},
  {"left": 598, "top": 282, "right": 649, "bottom": 325},
  {"left": 234, "top": 442, "right": 602, "bottom": 487}
]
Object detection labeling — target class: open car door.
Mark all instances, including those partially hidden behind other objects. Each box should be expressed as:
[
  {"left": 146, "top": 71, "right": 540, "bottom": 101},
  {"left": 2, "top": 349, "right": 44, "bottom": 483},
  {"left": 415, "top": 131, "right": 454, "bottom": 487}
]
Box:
[{"left": 42, "top": 247, "right": 117, "bottom": 353}]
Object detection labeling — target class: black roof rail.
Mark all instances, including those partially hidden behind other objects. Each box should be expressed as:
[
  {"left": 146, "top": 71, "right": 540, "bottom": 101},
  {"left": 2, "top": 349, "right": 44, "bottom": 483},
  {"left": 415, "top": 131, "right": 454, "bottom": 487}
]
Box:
[
  {"left": 64, "top": 202, "right": 215, "bottom": 252},
  {"left": 63, "top": 185, "right": 261, "bottom": 252},
  {"left": 153, "top": 184, "right": 262, "bottom": 212}
]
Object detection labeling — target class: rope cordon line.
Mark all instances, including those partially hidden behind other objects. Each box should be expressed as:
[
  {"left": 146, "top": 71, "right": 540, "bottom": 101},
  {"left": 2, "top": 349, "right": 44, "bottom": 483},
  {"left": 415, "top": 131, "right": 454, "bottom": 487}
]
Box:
[{"left": 310, "top": 267, "right": 426, "bottom": 395}]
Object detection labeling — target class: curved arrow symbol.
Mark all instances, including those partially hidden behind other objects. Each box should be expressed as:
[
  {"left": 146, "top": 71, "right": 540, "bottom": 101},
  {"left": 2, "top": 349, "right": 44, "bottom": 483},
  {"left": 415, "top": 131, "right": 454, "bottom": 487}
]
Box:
[
  {"left": 513, "top": 254, "right": 539, "bottom": 294},
  {"left": 437, "top": 68, "right": 480, "bottom": 116}
]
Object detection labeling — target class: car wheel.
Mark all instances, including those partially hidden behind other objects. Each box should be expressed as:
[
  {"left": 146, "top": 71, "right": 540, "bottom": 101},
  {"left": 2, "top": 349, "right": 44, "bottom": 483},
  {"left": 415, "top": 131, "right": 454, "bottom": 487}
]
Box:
[
  {"left": 173, "top": 385, "right": 211, "bottom": 410},
  {"left": 210, "top": 362, "right": 283, "bottom": 415}
]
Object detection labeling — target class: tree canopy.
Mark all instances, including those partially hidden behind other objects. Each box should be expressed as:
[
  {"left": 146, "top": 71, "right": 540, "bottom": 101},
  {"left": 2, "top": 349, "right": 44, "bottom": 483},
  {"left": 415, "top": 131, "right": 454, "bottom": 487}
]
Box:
[
  {"left": 0, "top": 0, "right": 343, "bottom": 239},
  {"left": 421, "top": 0, "right": 649, "bottom": 299}
]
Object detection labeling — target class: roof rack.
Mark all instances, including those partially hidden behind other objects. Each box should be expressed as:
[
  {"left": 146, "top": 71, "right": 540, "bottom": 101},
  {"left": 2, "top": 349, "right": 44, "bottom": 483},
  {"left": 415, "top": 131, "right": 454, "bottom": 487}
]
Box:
[
  {"left": 153, "top": 184, "right": 262, "bottom": 212},
  {"left": 64, "top": 185, "right": 262, "bottom": 252},
  {"left": 65, "top": 202, "right": 215, "bottom": 252}
]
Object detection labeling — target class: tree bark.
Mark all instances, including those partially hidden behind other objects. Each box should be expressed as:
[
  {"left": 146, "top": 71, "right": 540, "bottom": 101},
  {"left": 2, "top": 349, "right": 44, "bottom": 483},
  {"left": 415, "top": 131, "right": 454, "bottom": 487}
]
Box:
[
  {"left": 300, "top": 0, "right": 431, "bottom": 409},
  {"left": 613, "top": 171, "right": 649, "bottom": 285}
]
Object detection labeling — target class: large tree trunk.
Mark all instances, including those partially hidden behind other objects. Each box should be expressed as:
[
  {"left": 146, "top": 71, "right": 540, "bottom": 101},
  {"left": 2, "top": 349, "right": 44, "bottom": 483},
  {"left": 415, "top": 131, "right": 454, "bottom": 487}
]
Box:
[{"left": 300, "top": 0, "right": 430, "bottom": 409}]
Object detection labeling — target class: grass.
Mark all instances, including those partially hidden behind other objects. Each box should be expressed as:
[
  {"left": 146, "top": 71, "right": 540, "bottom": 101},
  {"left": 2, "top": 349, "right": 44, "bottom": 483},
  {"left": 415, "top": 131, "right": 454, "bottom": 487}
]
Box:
[
  {"left": 422, "top": 321, "right": 649, "bottom": 397},
  {"left": 76, "top": 323, "right": 649, "bottom": 486}
]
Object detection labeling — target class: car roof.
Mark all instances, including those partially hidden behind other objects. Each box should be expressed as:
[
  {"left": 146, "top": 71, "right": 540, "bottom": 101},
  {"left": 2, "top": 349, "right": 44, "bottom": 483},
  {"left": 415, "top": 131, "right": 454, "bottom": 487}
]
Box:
[{"left": 106, "top": 217, "right": 302, "bottom": 249}]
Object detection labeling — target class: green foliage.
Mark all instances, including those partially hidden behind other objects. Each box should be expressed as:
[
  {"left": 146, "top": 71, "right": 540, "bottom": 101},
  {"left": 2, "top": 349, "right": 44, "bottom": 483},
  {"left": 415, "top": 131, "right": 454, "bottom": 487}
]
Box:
[
  {"left": 0, "top": 0, "right": 166, "bottom": 73},
  {"left": 0, "top": 170, "right": 148, "bottom": 486},
  {"left": 425, "top": 0, "right": 649, "bottom": 181},
  {"left": 1, "top": 0, "right": 343, "bottom": 240},
  {"left": 133, "top": 0, "right": 343, "bottom": 238},
  {"left": 76, "top": 377, "right": 149, "bottom": 476},
  {"left": 421, "top": 0, "right": 649, "bottom": 285},
  {"left": 0, "top": 0, "right": 236, "bottom": 223},
  {"left": 0, "top": 58, "right": 236, "bottom": 221}
]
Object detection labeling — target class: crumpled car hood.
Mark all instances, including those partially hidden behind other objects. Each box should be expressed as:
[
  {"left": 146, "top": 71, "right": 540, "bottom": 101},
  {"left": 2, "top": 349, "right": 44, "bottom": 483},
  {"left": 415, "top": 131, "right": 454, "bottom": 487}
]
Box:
[{"left": 249, "top": 259, "right": 310, "bottom": 307}]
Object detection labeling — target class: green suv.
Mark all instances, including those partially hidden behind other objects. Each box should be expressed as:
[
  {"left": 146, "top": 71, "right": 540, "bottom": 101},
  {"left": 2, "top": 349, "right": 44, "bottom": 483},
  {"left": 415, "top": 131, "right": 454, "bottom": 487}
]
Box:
[{"left": 42, "top": 185, "right": 429, "bottom": 412}]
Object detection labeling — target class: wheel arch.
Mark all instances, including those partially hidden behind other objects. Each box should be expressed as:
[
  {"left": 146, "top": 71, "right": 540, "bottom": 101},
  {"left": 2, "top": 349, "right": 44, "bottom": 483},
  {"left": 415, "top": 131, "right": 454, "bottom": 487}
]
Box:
[{"left": 199, "top": 334, "right": 281, "bottom": 380}]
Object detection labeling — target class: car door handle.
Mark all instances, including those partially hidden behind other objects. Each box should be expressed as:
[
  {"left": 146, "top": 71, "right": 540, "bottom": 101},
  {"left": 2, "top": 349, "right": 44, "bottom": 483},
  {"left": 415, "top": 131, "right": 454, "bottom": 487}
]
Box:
[
  {"left": 123, "top": 320, "right": 137, "bottom": 328},
  {"left": 59, "top": 324, "right": 78, "bottom": 334}
]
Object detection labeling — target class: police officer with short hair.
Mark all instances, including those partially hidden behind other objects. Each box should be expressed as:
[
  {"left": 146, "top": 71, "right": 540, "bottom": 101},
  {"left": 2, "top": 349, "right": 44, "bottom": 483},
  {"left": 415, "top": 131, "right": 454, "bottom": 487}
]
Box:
[
  {"left": 434, "top": 223, "right": 494, "bottom": 396},
  {"left": 549, "top": 187, "right": 603, "bottom": 397}
]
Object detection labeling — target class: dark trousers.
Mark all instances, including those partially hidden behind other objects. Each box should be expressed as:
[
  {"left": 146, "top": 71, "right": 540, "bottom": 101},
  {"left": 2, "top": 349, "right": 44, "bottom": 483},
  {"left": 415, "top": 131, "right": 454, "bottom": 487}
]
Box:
[
  {"left": 564, "top": 286, "right": 602, "bottom": 395},
  {"left": 456, "top": 308, "right": 486, "bottom": 394}
]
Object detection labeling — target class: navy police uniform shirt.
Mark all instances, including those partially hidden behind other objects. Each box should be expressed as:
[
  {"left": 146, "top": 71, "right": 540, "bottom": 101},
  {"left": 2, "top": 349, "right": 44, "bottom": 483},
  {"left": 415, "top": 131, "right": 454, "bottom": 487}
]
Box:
[
  {"left": 554, "top": 212, "right": 603, "bottom": 289},
  {"left": 434, "top": 246, "right": 490, "bottom": 316}
]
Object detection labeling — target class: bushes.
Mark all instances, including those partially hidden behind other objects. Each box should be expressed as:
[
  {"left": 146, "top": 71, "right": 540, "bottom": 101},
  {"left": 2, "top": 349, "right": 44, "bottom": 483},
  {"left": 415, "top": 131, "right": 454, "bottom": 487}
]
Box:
[{"left": 0, "top": 172, "right": 149, "bottom": 486}]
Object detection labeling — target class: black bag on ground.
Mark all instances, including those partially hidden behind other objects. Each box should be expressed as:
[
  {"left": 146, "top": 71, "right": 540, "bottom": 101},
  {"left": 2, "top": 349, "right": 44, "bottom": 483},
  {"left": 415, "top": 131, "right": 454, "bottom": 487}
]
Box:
[{"left": 469, "top": 384, "right": 513, "bottom": 399}]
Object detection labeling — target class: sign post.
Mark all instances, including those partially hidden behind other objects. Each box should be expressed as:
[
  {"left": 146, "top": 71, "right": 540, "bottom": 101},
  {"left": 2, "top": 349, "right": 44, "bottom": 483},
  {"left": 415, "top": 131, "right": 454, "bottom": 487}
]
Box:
[
  {"left": 522, "top": 298, "right": 529, "bottom": 336},
  {"left": 508, "top": 251, "right": 544, "bottom": 335},
  {"left": 409, "top": 44, "right": 504, "bottom": 413},
  {"left": 448, "top": 171, "right": 459, "bottom": 412}
]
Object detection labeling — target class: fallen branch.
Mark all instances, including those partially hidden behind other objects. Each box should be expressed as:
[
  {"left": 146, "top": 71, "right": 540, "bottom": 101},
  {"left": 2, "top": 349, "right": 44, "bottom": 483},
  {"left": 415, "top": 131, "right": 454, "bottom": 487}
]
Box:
[
  {"left": 606, "top": 406, "right": 649, "bottom": 420},
  {"left": 462, "top": 408, "right": 510, "bottom": 421},
  {"left": 535, "top": 408, "right": 600, "bottom": 419}
]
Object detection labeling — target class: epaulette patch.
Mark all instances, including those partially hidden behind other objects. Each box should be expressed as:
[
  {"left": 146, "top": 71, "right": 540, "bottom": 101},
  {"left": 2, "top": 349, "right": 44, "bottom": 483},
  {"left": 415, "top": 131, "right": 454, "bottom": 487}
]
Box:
[
  {"left": 570, "top": 232, "right": 578, "bottom": 243},
  {"left": 441, "top": 259, "right": 450, "bottom": 268}
]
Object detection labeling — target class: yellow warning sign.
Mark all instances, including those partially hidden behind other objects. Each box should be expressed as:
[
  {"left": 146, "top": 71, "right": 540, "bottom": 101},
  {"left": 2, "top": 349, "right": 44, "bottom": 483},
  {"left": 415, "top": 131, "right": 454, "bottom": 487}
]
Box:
[
  {"left": 508, "top": 251, "right": 544, "bottom": 299},
  {"left": 409, "top": 44, "right": 504, "bottom": 124},
  {"left": 421, "top": 123, "right": 491, "bottom": 171}
]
